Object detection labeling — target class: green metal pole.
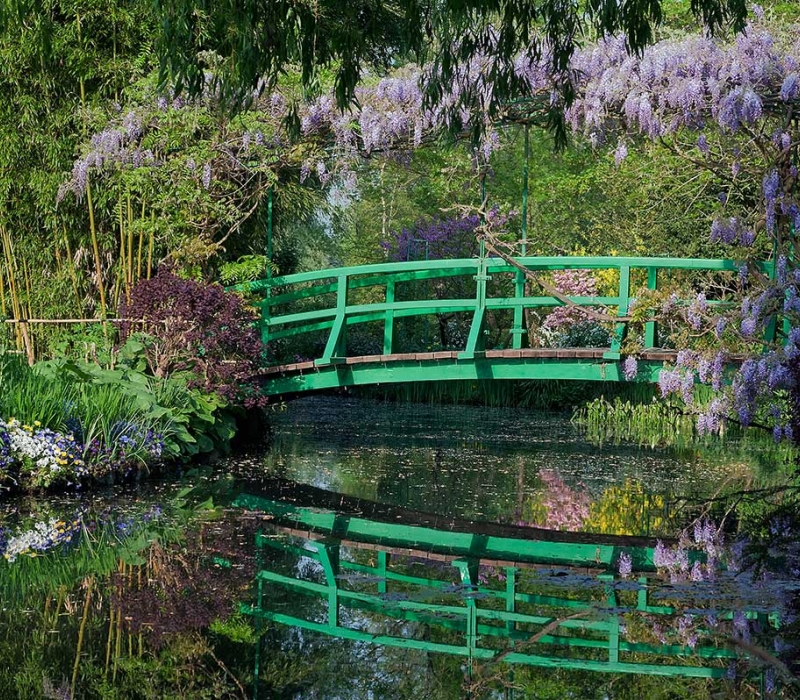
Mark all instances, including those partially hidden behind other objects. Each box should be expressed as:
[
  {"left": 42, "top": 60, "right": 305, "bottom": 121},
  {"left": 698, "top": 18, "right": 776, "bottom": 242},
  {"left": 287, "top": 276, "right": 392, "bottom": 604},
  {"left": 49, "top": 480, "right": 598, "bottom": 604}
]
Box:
[
  {"left": 480, "top": 171, "right": 487, "bottom": 260},
  {"left": 512, "top": 127, "right": 530, "bottom": 349},
  {"left": 267, "top": 187, "right": 274, "bottom": 277},
  {"left": 521, "top": 124, "right": 529, "bottom": 256},
  {"left": 261, "top": 187, "right": 274, "bottom": 347}
]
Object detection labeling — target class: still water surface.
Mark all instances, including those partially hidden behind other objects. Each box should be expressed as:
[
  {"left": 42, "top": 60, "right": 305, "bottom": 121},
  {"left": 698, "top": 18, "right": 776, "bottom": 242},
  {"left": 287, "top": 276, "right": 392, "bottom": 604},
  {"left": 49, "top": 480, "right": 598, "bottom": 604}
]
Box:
[{"left": 0, "top": 397, "right": 797, "bottom": 699}]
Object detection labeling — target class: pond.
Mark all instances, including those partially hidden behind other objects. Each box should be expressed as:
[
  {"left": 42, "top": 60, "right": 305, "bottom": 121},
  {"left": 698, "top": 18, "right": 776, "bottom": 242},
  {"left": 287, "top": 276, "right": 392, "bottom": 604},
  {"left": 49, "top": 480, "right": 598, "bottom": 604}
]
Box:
[{"left": 0, "top": 396, "right": 798, "bottom": 699}]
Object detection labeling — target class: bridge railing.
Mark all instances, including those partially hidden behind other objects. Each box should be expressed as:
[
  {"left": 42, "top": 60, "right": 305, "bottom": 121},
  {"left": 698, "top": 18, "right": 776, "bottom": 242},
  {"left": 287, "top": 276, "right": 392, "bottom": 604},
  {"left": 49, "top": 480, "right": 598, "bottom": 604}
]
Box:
[{"left": 231, "top": 256, "right": 749, "bottom": 365}]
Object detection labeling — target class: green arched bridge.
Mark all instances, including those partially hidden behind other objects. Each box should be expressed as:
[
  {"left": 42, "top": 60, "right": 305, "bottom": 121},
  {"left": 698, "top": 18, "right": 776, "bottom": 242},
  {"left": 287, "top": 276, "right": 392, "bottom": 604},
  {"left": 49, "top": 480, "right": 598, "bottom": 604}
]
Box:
[{"left": 232, "top": 256, "right": 756, "bottom": 398}]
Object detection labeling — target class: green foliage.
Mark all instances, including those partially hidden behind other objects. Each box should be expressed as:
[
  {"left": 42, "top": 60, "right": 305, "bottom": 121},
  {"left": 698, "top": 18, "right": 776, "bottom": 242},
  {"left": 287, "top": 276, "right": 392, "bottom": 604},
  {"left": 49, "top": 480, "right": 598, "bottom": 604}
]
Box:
[
  {"left": 337, "top": 125, "right": 729, "bottom": 277},
  {"left": 0, "top": 352, "right": 75, "bottom": 430},
  {"left": 218, "top": 255, "right": 273, "bottom": 285},
  {"left": 0, "top": 0, "right": 156, "bottom": 324},
  {"left": 552, "top": 320, "right": 611, "bottom": 348},
  {"left": 209, "top": 614, "right": 256, "bottom": 645},
  {"left": 0, "top": 349, "right": 238, "bottom": 493}
]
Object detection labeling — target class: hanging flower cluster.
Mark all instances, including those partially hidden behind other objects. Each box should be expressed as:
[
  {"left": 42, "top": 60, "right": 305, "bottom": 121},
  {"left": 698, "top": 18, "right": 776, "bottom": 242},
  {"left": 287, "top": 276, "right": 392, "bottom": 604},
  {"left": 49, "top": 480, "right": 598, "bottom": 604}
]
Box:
[{"left": 59, "top": 12, "right": 800, "bottom": 440}]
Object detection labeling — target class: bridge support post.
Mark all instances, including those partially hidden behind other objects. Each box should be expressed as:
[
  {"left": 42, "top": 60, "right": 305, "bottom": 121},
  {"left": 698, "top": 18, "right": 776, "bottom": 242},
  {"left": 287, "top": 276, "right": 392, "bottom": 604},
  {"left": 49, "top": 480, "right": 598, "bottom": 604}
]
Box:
[
  {"left": 453, "top": 559, "right": 480, "bottom": 663},
  {"left": 644, "top": 267, "right": 658, "bottom": 348},
  {"left": 383, "top": 281, "right": 395, "bottom": 355},
  {"left": 317, "top": 274, "right": 348, "bottom": 366},
  {"left": 603, "top": 266, "right": 630, "bottom": 360},
  {"left": 511, "top": 272, "right": 527, "bottom": 349},
  {"left": 377, "top": 550, "right": 389, "bottom": 594},
  {"left": 505, "top": 566, "right": 517, "bottom": 636},
  {"left": 317, "top": 541, "right": 341, "bottom": 628},
  {"left": 460, "top": 258, "right": 490, "bottom": 359}
]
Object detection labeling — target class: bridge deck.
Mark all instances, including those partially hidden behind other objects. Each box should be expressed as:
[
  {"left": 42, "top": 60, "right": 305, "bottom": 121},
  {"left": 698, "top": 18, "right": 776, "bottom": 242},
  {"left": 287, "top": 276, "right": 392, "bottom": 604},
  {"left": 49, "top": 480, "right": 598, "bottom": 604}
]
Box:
[{"left": 258, "top": 348, "right": 679, "bottom": 377}]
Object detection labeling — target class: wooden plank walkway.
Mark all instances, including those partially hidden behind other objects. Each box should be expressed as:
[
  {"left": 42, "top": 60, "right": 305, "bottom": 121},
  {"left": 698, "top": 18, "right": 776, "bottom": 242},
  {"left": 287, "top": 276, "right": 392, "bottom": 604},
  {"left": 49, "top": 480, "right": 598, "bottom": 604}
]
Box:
[{"left": 257, "top": 348, "right": 680, "bottom": 377}]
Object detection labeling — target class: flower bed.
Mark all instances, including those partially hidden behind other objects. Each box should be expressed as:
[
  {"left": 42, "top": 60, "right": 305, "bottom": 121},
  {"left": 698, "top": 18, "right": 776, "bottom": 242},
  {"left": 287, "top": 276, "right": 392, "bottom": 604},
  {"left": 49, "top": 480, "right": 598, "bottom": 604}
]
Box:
[{"left": 0, "top": 417, "right": 165, "bottom": 492}]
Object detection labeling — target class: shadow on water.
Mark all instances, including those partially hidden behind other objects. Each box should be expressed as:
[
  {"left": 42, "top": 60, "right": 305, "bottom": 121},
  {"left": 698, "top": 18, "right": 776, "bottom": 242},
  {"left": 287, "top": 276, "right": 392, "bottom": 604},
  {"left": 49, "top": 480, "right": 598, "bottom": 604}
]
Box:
[{"left": 0, "top": 397, "right": 798, "bottom": 698}]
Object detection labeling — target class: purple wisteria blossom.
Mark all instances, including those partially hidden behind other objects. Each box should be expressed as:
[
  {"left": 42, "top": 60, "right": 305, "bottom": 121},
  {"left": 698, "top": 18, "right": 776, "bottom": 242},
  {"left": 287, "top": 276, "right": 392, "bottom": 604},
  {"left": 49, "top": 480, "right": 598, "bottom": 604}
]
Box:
[{"left": 623, "top": 356, "right": 638, "bottom": 381}]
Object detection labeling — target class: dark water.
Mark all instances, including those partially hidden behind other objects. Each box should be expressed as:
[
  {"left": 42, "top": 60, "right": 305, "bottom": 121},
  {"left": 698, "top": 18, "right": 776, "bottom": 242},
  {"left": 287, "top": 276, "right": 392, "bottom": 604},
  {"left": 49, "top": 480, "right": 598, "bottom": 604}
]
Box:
[{"left": 0, "top": 397, "right": 798, "bottom": 699}]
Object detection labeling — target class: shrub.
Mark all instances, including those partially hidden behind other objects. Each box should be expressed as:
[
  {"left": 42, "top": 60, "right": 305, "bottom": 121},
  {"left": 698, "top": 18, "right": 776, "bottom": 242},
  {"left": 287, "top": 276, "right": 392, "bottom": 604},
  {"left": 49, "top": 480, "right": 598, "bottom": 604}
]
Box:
[{"left": 119, "top": 269, "right": 267, "bottom": 406}]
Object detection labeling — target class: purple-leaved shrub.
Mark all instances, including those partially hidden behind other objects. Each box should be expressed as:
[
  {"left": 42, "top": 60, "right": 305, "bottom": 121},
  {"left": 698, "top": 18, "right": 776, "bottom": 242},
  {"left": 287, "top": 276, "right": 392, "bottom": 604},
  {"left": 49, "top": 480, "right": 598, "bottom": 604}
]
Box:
[{"left": 119, "top": 269, "right": 267, "bottom": 407}]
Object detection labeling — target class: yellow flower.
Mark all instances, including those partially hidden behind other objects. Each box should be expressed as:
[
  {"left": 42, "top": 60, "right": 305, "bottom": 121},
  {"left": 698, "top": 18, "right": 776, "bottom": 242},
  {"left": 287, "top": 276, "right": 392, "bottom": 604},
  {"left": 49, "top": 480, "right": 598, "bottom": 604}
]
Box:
[{"left": 34, "top": 420, "right": 41, "bottom": 427}]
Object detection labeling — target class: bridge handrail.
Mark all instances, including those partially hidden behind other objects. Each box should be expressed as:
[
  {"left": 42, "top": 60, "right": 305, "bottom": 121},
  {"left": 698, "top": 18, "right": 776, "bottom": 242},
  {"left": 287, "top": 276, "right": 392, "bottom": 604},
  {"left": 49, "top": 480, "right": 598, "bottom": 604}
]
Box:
[
  {"left": 230, "top": 255, "right": 769, "bottom": 365},
  {"left": 231, "top": 255, "right": 752, "bottom": 294}
]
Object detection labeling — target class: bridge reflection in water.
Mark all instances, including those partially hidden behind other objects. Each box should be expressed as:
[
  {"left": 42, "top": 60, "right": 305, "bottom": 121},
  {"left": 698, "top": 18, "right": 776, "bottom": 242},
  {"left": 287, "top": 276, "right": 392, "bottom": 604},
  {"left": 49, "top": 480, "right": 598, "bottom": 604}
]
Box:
[{"left": 233, "top": 483, "right": 778, "bottom": 697}]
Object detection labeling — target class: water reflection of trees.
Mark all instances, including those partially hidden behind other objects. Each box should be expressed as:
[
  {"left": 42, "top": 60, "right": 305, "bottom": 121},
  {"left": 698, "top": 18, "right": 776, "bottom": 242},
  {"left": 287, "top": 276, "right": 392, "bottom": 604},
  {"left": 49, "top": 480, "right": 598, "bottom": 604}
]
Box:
[{"left": 0, "top": 503, "right": 261, "bottom": 699}]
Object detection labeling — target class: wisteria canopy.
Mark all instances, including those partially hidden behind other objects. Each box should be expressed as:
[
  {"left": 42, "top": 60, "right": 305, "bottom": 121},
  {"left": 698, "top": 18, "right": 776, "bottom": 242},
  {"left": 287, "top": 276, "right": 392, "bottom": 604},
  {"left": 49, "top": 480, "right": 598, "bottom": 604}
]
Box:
[{"left": 147, "top": 0, "right": 748, "bottom": 141}]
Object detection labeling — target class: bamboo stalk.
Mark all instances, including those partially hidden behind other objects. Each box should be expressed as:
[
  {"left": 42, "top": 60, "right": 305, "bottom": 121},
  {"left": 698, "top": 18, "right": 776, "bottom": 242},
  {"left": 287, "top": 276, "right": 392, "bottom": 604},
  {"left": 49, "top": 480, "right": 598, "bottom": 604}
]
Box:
[
  {"left": 21, "top": 257, "right": 35, "bottom": 362},
  {"left": 136, "top": 199, "right": 146, "bottom": 282},
  {"left": 2, "top": 230, "right": 21, "bottom": 320},
  {"left": 86, "top": 179, "right": 107, "bottom": 317},
  {"left": 0, "top": 260, "right": 7, "bottom": 318},
  {"left": 116, "top": 191, "right": 126, "bottom": 308},
  {"left": 113, "top": 560, "right": 124, "bottom": 681},
  {"left": 105, "top": 603, "right": 115, "bottom": 674},
  {"left": 51, "top": 586, "right": 66, "bottom": 632},
  {"left": 76, "top": 15, "right": 106, "bottom": 318},
  {"left": 113, "top": 603, "right": 122, "bottom": 682},
  {"left": 64, "top": 228, "right": 82, "bottom": 313},
  {"left": 41, "top": 594, "right": 52, "bottom": 646},
  {"left": 127, "top": 190, "right": 134, "bottom": 295},
  {"left": 147, "top": 211, "right": 154, "bottom": 279},
  {"left": 1, "top": 228, "right": 32, "bottom": 361}
]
